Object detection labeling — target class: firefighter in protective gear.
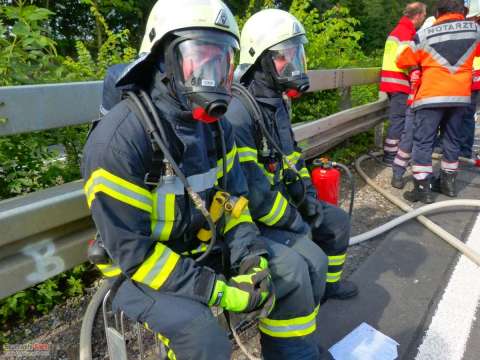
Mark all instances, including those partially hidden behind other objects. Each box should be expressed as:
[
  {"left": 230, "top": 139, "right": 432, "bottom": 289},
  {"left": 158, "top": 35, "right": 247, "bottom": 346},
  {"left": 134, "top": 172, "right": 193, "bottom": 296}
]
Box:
[
  {"left": 226, "top": 9, "right": 356, "bottom": 352},
  {"left": 380, "top": 2, "right": 427, "bottom": 165},
  {"left": 82, "top": 1, "right": 326, "bottom": 359},
  {"left": 396, "top": 0, "right": 480, "bottom": 203}
]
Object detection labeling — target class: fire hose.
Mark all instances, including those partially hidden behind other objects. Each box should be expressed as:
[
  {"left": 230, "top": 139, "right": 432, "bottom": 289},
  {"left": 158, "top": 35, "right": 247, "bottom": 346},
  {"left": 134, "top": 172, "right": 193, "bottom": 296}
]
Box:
[{"left": 352, "top": 152, "right": 480, "bottom": 267}]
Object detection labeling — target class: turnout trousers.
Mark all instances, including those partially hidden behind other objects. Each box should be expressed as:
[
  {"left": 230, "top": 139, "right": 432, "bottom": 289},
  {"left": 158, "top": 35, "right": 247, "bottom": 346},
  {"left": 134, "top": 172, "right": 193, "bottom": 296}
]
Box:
[
  {"left": 392, "top": 107, "right": 415, "bottom": 177},
  {"left": 384, "top": 92, "right": 409, "bottom": 158},
  {"left": 412, "top": 107, "right": 465, "bottom": 180},
  {"left": 113, "top": 235, "right": 328, "bottom": 360},
  {"left": 309, "top": 202, "right": 350, "bottom": 292},
  {"left": 460, "top": 91, "right": 478, "bottom": 158}
]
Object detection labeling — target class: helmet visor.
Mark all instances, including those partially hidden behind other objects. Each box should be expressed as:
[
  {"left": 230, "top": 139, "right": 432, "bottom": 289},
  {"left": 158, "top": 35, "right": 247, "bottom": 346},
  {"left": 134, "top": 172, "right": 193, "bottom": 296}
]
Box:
[
  {"left": 269, "top": 43, "right": 307, "bottom": 79},
  {"left": 176, "top": 39, "right": 235, "bottom": 90}
]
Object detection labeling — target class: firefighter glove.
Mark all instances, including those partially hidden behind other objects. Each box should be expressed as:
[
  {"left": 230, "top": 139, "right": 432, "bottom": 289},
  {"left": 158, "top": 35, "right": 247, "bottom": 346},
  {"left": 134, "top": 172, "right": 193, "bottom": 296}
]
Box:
[
  {"left": 299, "top": 195, "right": 324, "bottom": 228},
  {"left": 209, "top": 257, "right": 274, "bottom": 316}
]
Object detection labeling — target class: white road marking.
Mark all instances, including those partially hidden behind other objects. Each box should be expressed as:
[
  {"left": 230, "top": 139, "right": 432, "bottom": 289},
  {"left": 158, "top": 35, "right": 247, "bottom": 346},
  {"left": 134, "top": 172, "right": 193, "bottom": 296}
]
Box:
[{"left": 415, "top": 214, "right": 480, "bottom": 360}]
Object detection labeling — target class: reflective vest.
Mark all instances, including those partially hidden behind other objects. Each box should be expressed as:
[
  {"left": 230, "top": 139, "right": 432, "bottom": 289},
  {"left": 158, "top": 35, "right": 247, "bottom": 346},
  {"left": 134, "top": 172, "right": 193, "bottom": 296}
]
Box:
[
  {"left": 397, "top": 14, "right": 480, "bottom": 109},
  {"left": 380, "top": 17, "right": 416, "bottom": 94}
]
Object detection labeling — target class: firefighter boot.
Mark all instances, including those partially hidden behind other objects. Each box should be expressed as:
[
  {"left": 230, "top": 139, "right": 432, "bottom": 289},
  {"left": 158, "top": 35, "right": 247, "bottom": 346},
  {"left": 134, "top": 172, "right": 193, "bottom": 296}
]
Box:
[
  {"left": 323, "top": 280, "right": 359, "bottom": 302},
  {"left": 391, "top": 175, "right": 405, "bottom": 189},
  {"left": 434, "top": 170, "right": 457, "bottom": 197},
  {"left": 404, "top": 178, "right": 434, "bottom": 204}
]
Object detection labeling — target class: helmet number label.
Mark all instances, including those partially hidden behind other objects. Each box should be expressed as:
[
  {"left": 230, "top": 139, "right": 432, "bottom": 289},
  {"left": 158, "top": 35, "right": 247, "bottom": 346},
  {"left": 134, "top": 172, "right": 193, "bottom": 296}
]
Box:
[{"left": 202, "top": 79, "right": 216, "bottom": 87}]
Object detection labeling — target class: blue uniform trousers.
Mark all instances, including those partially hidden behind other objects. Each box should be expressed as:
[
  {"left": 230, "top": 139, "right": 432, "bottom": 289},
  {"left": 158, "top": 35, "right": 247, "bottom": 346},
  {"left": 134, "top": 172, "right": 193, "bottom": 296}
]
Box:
[
  {"left": 384, "top": 92, "right": 409, "bottom": 156},
  {"left": 412, "top": 107, "right": 465, "bottom": 180},
  {"left": 392, "top": 107, "right": 415, "bottom": 177},
  {"left": 459, "top": 91, "right": 478, "bottom": 158},
  {"left": 113, "top": 235, "right": 328, "bottom": 360}
]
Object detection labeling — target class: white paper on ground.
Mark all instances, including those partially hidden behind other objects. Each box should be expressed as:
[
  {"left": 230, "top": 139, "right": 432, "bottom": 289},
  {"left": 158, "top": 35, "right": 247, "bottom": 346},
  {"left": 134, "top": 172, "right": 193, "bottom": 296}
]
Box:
[{"left": 329, "top": 322, "right": 399, "bottom": 360}]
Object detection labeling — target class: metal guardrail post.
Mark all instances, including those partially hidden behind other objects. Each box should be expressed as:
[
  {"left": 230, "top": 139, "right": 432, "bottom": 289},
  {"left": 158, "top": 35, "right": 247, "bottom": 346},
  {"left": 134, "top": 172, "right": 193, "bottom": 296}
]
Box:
[{"left": 340, "top": 87, "right": 352, "bottom": 111}]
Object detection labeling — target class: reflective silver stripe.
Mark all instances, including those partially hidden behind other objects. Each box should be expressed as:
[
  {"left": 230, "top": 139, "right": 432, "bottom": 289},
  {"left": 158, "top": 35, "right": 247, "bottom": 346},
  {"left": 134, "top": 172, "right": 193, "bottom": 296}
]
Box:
[
  {"left": 385, "top": 138, "right": 400, "bottom": 145},
  {"left": 384, "top": 145, "right": 399, "bottom": 152},
  {"left": 381, "top": 77, "right": 410, "bottom": 87},
  {"left": 152, "top": 195, "right": 166, "bottom": 240},
  {"left": 394, "top": 158, "right": 409, "bottom": 167},
  {"left": 238, "top": 150, "right": 258, "bottom": 162},
  {"left": 142, "top": 248, "right": 176, "bottom": 285},
  {"left": 413, "top": 96, "right": 472, "bottom": 108},
  {"left": 441, "top": 160, "right": 459, "bottom": 170},
  {"left": 155, "top": 168, "right": 218, "bottom": 195},
  {"left": 413, "top": 165, "right": 433, "bottom": 173},
  {"left": 397, "top": 149, "right": 411, "bottom": 158},
  {"left": 414, "top": 173, "right": 429, "bottom": 180},
  {"left": 259, "top": 319, "right": 316, "bottom": 334},
  {"left": 86, "top": 177, "right": 153, "bottom": 208}
]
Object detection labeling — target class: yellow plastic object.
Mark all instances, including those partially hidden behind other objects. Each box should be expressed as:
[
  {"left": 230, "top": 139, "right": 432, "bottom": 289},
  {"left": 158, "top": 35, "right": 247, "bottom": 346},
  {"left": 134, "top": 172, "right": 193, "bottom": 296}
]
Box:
[
  {"left": 197, "top": 192, "right": 230, "bottom": 242},
  {"left": 230, "top": 196, "right": 249, "bottom": 218}
]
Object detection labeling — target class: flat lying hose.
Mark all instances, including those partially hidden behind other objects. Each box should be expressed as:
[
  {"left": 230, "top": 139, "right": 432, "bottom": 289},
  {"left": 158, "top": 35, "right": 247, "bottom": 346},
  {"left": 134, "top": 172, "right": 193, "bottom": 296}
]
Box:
[
  {"left": 79, "top": 280, "right": 112, "bottom": 360},
  {"left": 354, "top": 153, "right": 480, "bottom": 267}
]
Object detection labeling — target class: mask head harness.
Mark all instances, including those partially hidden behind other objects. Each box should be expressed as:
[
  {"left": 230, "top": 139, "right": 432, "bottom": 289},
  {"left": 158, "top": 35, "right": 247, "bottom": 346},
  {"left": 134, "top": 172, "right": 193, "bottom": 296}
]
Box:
[
  {"left": 260, "top": 35, "right": 310, "bottom": 98},
  {"left": 164, "top": 29, "right": 239, "bottom": 122}
]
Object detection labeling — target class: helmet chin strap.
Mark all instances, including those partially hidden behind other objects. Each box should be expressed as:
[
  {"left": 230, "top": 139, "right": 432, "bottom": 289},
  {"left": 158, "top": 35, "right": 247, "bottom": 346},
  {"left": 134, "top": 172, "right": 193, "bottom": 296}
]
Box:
[{"left": 192, "top": 107, "right": 219, "bottom": 123}]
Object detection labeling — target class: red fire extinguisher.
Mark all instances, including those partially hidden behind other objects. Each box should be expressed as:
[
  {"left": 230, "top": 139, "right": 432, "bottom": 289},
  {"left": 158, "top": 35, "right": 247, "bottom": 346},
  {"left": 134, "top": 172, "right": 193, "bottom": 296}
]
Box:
[{"left": 311, "top": 158, "right": 341, "bottom": 206}]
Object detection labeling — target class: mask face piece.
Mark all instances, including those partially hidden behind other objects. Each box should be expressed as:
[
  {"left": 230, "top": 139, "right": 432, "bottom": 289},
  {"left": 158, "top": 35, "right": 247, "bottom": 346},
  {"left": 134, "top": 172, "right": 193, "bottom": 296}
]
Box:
[
  {"left": 271, "top": 44, "right": 306, "bottom": 79},
  {"left": 262, "top": 35, "right": 310, "bottom": 98},
  {"left": 177, "top": 40, "right": 235, "bottom": 91},
  {"left": 165, "top": 30, "right": 238, "bottom": 122}
]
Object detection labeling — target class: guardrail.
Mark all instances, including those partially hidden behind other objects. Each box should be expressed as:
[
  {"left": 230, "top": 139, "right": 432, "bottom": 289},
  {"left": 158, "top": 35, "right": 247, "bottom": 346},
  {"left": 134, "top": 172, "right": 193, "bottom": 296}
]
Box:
[{"left": 0, "top": 68, "right": 387, "bottom": 299}]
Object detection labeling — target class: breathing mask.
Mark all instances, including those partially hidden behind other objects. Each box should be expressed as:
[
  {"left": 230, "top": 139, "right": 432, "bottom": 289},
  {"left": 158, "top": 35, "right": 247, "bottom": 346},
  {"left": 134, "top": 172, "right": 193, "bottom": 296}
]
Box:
[
  {"left": 165, "top": 30, "right": 238, "bottom": 122},
  {"left": 261, "top": 36, "right": 310, "bottom": 98}
]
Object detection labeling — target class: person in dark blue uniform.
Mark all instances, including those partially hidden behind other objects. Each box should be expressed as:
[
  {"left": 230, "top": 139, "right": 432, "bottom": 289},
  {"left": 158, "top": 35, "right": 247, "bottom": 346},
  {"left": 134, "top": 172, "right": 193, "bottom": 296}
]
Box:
[
  {"left": 225, "top": 9, "right": 358, "bottom": 305},
  {"left": 82, "top": 1, "right": 331, "bottom": 359}
]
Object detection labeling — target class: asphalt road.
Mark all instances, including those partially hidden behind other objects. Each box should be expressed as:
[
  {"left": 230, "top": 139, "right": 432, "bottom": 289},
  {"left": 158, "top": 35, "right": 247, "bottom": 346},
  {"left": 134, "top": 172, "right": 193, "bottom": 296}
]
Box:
[{"left": 318, "top": 126, "right": 480, "bottom": 360}]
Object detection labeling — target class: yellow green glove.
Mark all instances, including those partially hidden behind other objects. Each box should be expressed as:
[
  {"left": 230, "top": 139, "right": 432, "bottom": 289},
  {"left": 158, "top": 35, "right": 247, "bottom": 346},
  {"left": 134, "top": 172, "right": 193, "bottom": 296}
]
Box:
[{"left": 209, "top": 256, "right": 274, "bottom": 315}]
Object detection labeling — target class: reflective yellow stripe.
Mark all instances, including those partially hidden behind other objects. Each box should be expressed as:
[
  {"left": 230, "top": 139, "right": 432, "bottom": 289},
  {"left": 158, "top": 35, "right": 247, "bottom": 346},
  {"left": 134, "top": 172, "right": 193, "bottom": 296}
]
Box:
[
  {"left": 217, "top": 145, "right": 237, "bottom": 179},
  {"left": 96, "top": 263, "right": 122, "bottom": 277},
  {"left": 151, "top": 193, "right": 176, "bottom": 241},
  {"left": 237, "top": 146, "right": 259, "bottom": 163},
  {"left": 259, "top": 305, "right": 319, "bottom": 338},
  {"left": 224, "top": 209, "right": 253, "bottom": 233},
  {"left": 328, "top": 254, "right": 346, "bottom": 266},
  {"left": 181, "top": 243, "right": 209, "bottom": 256},
  {"left": 144, "top": 324, "right": 177, "bottom": 360},
  {"left": 327, "top": 270, "right": 343, "bottom": 283},
  {"left": 132, "top": 243, "right": 180, "bottom": 290},
  {"left": 258, "top": 192, "right": 288, "bottom": 226},
  {"left": 84, "top": 168, "right": 153, "bottom": 212},
  {"left": 299, "top": 167, "right": 310, "bottom": 179}
]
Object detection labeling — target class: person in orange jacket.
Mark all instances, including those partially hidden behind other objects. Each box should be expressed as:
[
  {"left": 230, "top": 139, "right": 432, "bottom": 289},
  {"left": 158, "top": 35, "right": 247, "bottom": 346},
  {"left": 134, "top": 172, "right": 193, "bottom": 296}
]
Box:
[
  {"left": 380, "top": 2, "right": 427, "bottom": 165},
  {"left": 396, "top": 0, "right": 480, "bottom": 203}
]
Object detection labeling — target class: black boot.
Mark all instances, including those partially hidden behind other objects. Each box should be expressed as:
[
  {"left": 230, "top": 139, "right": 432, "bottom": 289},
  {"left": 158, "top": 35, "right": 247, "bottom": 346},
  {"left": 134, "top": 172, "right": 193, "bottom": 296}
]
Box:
[
  {"left": 323, "top": 280, "right": 359, "bottom": 302},
  {"left": 403, "top": 178, "right": 434, "bottom": 204},
  {"left": 440, "top": 170, "right": 457, "bottom": 197},
  {"left": 391, "top": 174, "right": 405, "bottom": 189},
  {"left": 382, "top": 152, "right": 395, "bottom": 166}
]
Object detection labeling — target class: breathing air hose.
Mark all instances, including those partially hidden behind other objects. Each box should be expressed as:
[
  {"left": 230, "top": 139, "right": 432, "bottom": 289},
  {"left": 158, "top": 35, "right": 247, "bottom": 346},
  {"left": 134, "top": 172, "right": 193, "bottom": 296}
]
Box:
[
  {"left": 231, "top": 83, "right": 307, "bottom": 207},
  {"left": 131, "top": 90, "right": 217, "bottom": 263},
  {"left": 353, "top": 152, "right": 480, "bottom": 267}
]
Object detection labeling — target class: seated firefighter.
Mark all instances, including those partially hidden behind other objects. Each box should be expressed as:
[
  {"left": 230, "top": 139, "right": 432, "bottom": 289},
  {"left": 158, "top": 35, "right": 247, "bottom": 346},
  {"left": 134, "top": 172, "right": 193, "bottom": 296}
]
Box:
[
  {"left": 82, "top": 1, "right": 331, "bottom": 359},
  {"left": 225, "top": 9, "right": 359, "bottom": 302}
]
